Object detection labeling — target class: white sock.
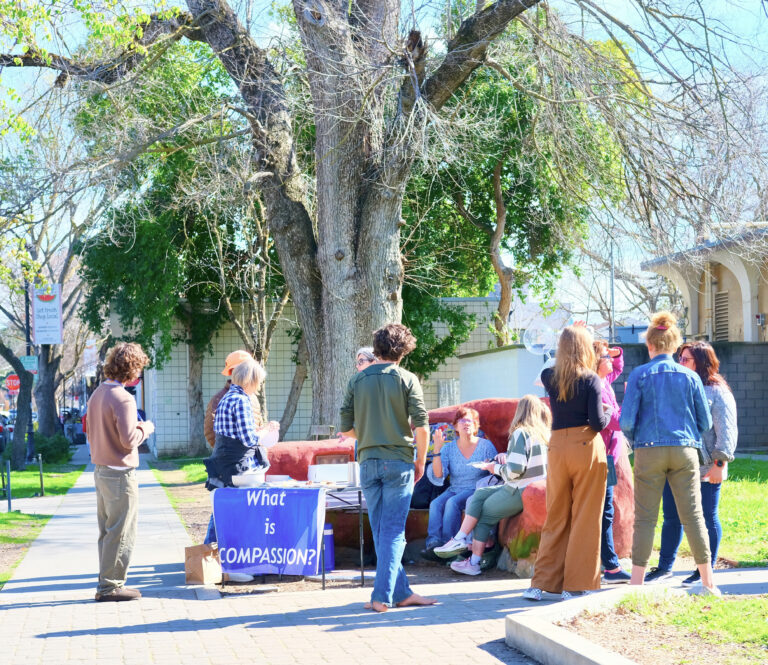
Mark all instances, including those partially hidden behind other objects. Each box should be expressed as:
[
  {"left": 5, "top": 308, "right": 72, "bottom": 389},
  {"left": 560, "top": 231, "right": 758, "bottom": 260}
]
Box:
[
  {"left": 455, "top": 531, "right": 469, "bottom": 542},
  {"left": 470, "top": 554, "right": 481, "bottom": 565}
]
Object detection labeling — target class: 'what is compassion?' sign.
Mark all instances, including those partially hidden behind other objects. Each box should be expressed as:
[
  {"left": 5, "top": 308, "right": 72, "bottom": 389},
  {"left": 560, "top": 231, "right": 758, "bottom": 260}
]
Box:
[{"left": 212, "top": 487, "right": 326, "bottom": 576}]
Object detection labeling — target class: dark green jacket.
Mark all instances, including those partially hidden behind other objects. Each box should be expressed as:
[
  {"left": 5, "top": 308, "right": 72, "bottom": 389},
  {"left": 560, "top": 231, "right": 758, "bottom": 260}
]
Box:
[{"left": 339, "top": 362, "right": 429, "bottom": 464}]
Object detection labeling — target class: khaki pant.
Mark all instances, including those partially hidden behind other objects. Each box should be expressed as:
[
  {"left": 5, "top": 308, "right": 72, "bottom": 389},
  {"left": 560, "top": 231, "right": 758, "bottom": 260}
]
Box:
[
  {"left": 531, "top": 426, "right": 606, "bottom": 593},
  {"left": 95, "top": 466, "right": 139, "bottom": 595},
  {"left": 465, "top": 484, "right": 523, "bottom": 543},
  {"left": 632, "top": 446, "right": 710, "bottom": 567}
]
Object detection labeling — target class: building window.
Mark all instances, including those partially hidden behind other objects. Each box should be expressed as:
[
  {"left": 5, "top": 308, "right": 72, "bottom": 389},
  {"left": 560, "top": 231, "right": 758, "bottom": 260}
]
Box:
[
  {"left": 714, "top": 291, "right": 729, "bottom": 341},
  {"left": 437, "top": 379, "right": 460, "bottom": 407}
]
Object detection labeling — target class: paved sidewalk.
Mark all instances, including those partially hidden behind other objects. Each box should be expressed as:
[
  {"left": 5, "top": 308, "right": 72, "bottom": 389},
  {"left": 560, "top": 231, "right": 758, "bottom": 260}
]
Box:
[{"left": 1, "top": 447, "right": 539, "bottom": 665}]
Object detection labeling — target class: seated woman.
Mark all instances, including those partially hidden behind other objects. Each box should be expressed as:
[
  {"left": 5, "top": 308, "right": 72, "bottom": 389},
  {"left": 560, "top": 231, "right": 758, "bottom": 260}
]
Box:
[
  {"left": 203, "top": 357, "right": 270, "bottom": 550},
  {"left": 435, "top": 395, "right": 550, "bottom": 576},
  {"left": 422, "top": 407, "right": 498, "bottom": 560}
]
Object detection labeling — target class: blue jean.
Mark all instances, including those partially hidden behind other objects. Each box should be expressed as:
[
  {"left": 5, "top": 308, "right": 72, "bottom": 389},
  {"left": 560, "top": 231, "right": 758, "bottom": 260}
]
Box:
[
  {"left": 658, "top": 479, "right": 721, "bottom": 571},
  {"left": 426, "top": 487, "right": 475, "bottom": 548},
  {"left": 600, "top": 481, "right": 620, "bottom": 570},
  {"left": 360, "top": 459, "right": 414, "bottom": 606},
  {"left": 204, "top": 514, "right": 216, "bottom": 545}
]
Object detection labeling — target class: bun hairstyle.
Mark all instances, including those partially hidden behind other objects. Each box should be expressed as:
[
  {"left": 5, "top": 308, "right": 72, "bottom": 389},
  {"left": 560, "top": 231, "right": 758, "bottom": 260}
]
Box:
[{"left": 645, "top": 311, "right": 682, "bottom": 353}]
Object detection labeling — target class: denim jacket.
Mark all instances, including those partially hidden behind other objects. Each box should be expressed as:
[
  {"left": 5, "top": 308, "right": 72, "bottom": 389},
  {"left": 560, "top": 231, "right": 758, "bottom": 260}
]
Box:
[{"left": 619, "top": 354, "right": 712, "bottom": 449}]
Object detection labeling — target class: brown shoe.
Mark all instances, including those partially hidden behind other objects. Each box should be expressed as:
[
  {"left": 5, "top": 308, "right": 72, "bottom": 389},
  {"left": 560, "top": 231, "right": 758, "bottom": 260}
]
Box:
[{"left": 95, "top": 587, "right": 142, "bottom": 602}]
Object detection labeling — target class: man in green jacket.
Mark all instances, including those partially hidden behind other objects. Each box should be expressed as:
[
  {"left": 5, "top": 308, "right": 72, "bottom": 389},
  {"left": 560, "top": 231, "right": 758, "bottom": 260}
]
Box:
[{"left": 340, "top": 323, "right": 435, "bottom": 613}]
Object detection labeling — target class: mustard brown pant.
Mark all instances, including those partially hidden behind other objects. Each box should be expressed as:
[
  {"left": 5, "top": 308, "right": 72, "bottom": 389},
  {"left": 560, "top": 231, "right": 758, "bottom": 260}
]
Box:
[
  {"left": 632, "top": 445, "right": 710, "bottom": 568},
  {"left": 531, "top": 426, "right": 607, "bottom": 593}
]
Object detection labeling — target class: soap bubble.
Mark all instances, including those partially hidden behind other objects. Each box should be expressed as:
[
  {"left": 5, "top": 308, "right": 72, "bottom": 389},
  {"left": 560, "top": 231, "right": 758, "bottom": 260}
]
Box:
[{"left": 523, "top": 327, "right": 558, "bottom": 356}]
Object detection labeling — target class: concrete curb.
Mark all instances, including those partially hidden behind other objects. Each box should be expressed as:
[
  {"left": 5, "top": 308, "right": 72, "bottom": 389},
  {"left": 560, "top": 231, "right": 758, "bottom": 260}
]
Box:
[{"left": 505, "top": 585, "right": 689, "bottom": 665}]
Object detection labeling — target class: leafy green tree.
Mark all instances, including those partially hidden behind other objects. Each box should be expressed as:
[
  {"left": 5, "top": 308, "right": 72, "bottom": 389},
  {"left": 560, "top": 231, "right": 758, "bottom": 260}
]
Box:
[
  {"left": 401, "top": 22, "right": 627, "bottom": 346},
  {"left": 1, "top": 0, "right": 754, "bottom": 428},
  {"left": 78, "top": 155, "right": 227, "bottom": 455},
  {"left": 76, "top": 41, "right": 295, "bottom": 443}
]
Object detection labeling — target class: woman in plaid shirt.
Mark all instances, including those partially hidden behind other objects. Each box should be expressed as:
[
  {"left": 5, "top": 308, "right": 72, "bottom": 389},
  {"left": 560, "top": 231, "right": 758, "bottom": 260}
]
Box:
[
  {"left": 205, "top": 357, "right": 271, "bottom": 489},
  {"left": 203, "top": 358, "right": 273, "bottom": 555}
]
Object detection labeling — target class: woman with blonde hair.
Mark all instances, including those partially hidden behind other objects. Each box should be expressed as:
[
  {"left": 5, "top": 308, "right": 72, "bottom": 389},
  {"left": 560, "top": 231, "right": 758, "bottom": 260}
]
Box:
[
  {"left": 435, "top": 395, "right": 550, "bottom": 576},
  {"left": 203, "top": 357, "right": 271, "bottom": 575},
  {"left": 620, "top": 312, "right": 719, "bottom": 595},
  {"left": 523, "top": 325, "right": 610, "bottom": 600}
]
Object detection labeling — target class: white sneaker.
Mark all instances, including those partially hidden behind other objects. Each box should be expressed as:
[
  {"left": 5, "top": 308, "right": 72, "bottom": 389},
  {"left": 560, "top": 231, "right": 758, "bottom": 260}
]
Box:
[
  {"left": 688, "top": 582, "right": 722, "bottom": 597},
  {"left": 434, "top": 537, "right": 469, "bottom": 559},
  {"left": 522, "top": 587, "right": 543, "bottom": 601},
  {"left": 225, "top": 572, "right": 254, "bottom": 583},
  {"left": 450, "top": 558, "right": 481, "bottom": 576}
]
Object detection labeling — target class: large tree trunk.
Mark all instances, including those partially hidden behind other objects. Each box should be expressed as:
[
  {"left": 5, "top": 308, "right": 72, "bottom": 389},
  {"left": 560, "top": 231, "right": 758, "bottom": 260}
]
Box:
[
  {"left": 186, "top": 341, "right": 209, "bottom": 457},
  {"left": 279, "top": 335, "right": 308, "bottom": 439},
  {"left": 490, "top": 158, "right": 514, "bottom": 347},
  {"left": 34, "top": 344, "right": 62, "bottom": 437}
]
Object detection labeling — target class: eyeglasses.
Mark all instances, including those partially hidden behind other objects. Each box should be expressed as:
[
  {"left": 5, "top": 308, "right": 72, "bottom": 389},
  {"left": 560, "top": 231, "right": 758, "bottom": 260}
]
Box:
[
  {"left": 600, "top": 354, "right": 611, "bottom": 360},
  {"left": 678, "top": 354, "right": 694, "bottom": 364},
  {"left": 456, "top": 418, "right": 474, "bottom": 425}
]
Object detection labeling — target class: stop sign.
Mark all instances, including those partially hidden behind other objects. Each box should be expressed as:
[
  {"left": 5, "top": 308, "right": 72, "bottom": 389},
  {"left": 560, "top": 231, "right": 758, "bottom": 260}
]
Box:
[{"left": 5, "top": 374, "right": 20, "bottom": 393}]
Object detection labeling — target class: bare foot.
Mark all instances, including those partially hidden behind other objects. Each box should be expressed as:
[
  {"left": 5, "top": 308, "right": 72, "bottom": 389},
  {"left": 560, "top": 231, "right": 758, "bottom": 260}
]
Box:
[
  {"left": 364, "top": 601, "right": 388, "bottom": 613},
  {"left": 395, "top": 593, "right": 437, "bottom": 607}
]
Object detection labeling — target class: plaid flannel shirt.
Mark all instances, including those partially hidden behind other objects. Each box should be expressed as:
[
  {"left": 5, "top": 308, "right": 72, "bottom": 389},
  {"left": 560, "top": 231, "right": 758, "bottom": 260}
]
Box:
[{"left": 213, "top": 385, "right": 260, "bottom": 449}]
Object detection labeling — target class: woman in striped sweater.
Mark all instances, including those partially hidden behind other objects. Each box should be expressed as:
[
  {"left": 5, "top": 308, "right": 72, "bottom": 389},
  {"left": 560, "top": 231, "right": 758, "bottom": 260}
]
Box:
[{"left": 436, "top": 395, "right": 550, "bottom": 576}]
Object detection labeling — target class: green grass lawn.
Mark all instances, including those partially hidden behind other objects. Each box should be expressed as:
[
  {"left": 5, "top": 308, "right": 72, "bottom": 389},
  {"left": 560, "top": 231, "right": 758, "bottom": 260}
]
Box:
[
  {"left": 151, "top": 457, "right": 207, "bottom": 484},
  {"left": 0, "top": 512, "right": 51, "bottom": 588},
  {"left": 2, "top": 463, "right": 86, "bottom": 500},
  {"left": 651, "top": 458, "right": 768, "bottom": 566},
  {"left": 0, "top": 462, "right": 85, "bottom": 589},
  {"left": 620, "top": 592, "right": 768, "bottom": 659}
]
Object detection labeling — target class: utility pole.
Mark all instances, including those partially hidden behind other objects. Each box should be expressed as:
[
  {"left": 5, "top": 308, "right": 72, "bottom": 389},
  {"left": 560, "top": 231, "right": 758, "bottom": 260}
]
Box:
[
  {"left": 24, "top": 279, "right": 35, "bottom": 463},
  {"left": 609, "top": 241, "right": 616, "bottom": 344}
]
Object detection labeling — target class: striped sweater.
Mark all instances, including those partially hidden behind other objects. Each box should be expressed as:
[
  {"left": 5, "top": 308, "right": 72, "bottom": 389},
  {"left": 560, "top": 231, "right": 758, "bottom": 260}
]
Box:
[{"left": 493, "top": 428, "right": 547, "bottom": 489}]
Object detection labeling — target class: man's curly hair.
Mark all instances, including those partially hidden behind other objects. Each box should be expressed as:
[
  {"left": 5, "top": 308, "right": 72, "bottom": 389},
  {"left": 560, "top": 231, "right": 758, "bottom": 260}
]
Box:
[
  {"left": 372, "top": 323, "right": 417, "bottom": 362},
  {"left": 103, "top": 343, "right": 150, "bottom": 384}
]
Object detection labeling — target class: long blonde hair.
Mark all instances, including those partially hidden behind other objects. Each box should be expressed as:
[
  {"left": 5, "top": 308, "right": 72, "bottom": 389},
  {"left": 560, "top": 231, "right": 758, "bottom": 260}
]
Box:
[
  {"left": 509, "top": 395, "right": 551, "bottom": 446},
  {"left": 552, "top": 325, "right": 597, "bottom": 401}
]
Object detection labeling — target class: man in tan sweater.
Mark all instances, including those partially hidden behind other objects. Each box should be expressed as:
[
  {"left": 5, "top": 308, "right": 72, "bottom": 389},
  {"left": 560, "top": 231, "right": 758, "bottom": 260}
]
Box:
[{"left": 88, "top": 343, "right": 154, "bottom": 602}]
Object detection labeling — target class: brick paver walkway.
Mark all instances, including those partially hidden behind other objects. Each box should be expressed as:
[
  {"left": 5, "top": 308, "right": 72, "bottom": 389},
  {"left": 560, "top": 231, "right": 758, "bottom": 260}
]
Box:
[{"left": 1, "top": 446, "right": 539, "bottom": 665}]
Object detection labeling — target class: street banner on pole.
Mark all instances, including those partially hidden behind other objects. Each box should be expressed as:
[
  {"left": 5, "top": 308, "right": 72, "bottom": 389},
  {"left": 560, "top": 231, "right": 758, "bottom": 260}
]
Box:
[
  {"left": 32, "top": 284, "right": 63, "bottom": 345},
  {"left": 20, "top": 355, "right": 38, "bottom": 384}
]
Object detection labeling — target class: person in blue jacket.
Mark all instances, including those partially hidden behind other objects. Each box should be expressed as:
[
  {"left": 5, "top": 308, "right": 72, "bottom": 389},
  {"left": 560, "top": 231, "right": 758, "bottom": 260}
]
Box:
[{"left": 620, "top": 311, "right": 719, "bottom": 596}]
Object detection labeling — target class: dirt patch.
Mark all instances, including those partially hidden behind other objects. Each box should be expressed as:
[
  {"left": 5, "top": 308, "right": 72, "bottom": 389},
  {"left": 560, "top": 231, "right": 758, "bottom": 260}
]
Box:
[
  {"left": 0, "top": 543, "right": 26, "bottom": 578},
  {"left": 559, "top": 601, "right": 764, "bottom": 665}
]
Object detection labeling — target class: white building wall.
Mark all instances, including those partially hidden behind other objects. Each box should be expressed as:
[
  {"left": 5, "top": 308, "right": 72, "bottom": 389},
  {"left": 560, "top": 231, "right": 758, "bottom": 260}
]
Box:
[
  {"left": 145, "top": 322, "right": 191, "bottom": 456},
  {"left": 459, "top": 346, "right": 547, "bottom": 402}
]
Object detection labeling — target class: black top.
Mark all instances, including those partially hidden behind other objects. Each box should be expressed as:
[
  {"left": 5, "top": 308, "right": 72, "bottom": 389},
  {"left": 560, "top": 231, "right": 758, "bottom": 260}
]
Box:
[{"left": 541, "top": 368, "right": 610, "bottom": 432}]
